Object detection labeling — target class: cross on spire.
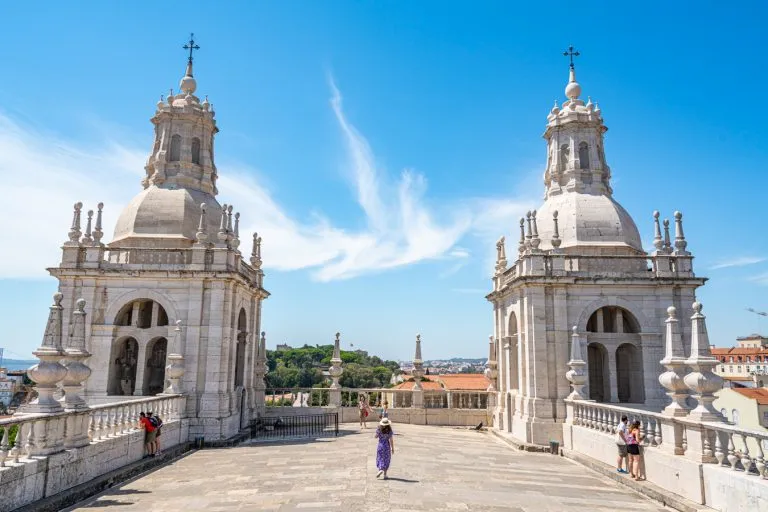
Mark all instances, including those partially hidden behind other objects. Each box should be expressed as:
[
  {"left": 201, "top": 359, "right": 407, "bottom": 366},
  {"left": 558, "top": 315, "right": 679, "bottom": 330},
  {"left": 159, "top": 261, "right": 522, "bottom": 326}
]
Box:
[
  {"left": 563, "top": 45, "right": 580, "bottom": 69},
  {"left": 183, "top": 33, "right": 200, "bottom": 65}
]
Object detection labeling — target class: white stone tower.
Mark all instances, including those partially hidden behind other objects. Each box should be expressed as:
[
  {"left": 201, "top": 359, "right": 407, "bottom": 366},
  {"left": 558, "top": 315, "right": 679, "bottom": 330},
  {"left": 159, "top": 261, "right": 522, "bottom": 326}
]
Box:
[
  {"left": 487, "top": 50, "right": 706, "bottom": 445},
  {"left": 48, "top": 36, "right": 269, "bottom": 441}
]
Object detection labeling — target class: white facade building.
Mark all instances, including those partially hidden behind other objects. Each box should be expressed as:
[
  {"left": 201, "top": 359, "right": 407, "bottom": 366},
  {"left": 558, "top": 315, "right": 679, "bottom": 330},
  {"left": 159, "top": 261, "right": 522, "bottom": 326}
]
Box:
[
  {"left": 47, "top": 52, "right": 269, "bottom": 440},
  {"left": 487, "top": 61, "right": 706, "bottom": 445}
]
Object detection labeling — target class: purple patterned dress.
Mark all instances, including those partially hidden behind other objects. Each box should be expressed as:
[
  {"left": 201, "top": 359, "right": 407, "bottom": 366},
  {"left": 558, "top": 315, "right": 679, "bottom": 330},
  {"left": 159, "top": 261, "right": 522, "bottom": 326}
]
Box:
[{"left": 375, "top": 429, "right": 393, "bottom": 471}]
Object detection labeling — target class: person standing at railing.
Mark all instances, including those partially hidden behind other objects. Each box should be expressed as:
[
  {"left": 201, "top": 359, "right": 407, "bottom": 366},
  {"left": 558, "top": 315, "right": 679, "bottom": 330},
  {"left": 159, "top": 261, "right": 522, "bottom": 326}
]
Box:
[
  {"left": 375, "top": 418, "right": 395, "bottom": 480},
  {"left": 626, "top": 420, "right": 644, "bottom": 480},
  {"left": 615, "top": 415, "right": 629, "bottom": 474},
  {"left": 379, "top": 400, "right": 389, "bottom": 420},
  {"left": 138, "top": 411, "right": 157, "bottom": 458}
]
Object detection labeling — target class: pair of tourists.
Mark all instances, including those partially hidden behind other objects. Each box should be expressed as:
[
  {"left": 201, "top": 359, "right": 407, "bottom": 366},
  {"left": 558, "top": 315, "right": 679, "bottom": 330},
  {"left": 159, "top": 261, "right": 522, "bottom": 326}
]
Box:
[
  {"left": 375, "top": 417, "right": 395, "bottom": 479},
  {"left": 139, "top": 411, "right": 163, "bottom": 457},
  {"left": 616, "top": 415, "right": 644, "bottom": 480}
]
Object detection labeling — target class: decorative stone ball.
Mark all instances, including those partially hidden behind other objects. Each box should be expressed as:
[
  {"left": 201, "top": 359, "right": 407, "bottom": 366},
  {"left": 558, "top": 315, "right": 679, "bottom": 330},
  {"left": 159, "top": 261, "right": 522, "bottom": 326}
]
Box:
[
  {"left": 180, "top": 75, "right": 197, "bottom": 95},
  {"left": 565, "top": 80, "right": 581, "bottom": 100},
  {"left": 667, "top": 306, "right": 677, "bottom": 317}
]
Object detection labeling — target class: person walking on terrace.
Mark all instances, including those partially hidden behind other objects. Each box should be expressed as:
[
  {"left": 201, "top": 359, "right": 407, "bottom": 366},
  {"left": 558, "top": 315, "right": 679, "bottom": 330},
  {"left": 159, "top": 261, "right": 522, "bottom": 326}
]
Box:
[
  {"left": 359, "top": 394, "right": 372, "bottom": 428},
  {"left": 375, "top": 418, "right": 395, "bottom": 479},
  {"left": 616, "top": 415, "right": 629, "bottom": 474},
  {"left": 379, "top": 400, "right": 389, "bottom": 420}
]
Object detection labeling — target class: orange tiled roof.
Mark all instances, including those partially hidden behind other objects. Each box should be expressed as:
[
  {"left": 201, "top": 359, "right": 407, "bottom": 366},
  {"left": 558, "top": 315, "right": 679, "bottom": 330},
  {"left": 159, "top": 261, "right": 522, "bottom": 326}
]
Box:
[
  {"left": 437, "top": 374, "right": 490, "bottom": 390},
  {"left": 393, "top": 380, "right": 442, "bottom": 391},
  {"left": 723, "top": 376, "right": 753, "bottom": 382},
  {"left": 733, "top": 387, "right": 768, "bottom": 405}
]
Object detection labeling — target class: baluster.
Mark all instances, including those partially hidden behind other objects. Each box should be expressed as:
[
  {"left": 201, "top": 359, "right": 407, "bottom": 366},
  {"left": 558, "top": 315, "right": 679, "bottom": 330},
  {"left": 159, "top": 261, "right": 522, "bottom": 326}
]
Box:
[
  {"left": 654, "top": 418, "right": 662, "bottom": 447},
  {"left": 10, "top": 423, "right": 23, "bottom": 462},
  {"left": 740, "top": 434, "right": 753, "bottom": 474},
  {"left": 117, "top": 406, "right": 125, "bottom": 434},
  {"left": 608, "top": 410, "right": 615, "bottom": 433},
  {"left": 109, "top": 408, "right": 117, "bottom": 436},
  {"left": 24, "top": 421, "right": 34, "bottom": 458},
  {"left": 88, "top": 411, "right": 96, "bottom": 440},
  {"left": 0, "top": 425, "right": 9, "bottom": 467},
  {"left": 727, "top": 433, "right": 739, "bottom": 470},
  {"left": 714, "top": 432, "right": 725, "bottom": 466},
  {"left": 596, "top": 409, "right": 604, "bottom": 431},
  {"left": 681, "top": 425, "right": 688, "bottom": 453},
  {"left": 754, "top": 439, "right": 766, "bottom": 478},
  {"left": 640, "top": 416, "right": 649, "bottom": 445}
]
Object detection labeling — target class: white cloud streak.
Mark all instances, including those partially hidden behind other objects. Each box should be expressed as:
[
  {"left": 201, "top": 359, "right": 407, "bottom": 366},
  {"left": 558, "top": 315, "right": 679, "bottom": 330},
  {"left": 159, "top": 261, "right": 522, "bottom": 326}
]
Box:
[
  {"left": 0, "top": 82, "right": 531, "bottom": 282},
  {"left": 711, "top": 257, "right": 767, "bottom": 270}
]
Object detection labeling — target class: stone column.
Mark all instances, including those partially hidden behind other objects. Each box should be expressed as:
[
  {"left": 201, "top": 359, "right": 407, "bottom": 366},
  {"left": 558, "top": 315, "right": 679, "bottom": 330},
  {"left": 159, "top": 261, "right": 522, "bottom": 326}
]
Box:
[
  {"left": 253, "top": 332, "right": 267, "bottom": 416},
  {"left": 133, "top": 341, "right": 148, "bottom": 396},
  {"left": 329, "top": 332, "right": 344, "bottom": 407},
  {"left": 411, "top": 334, "right": 424, "bottom": 408},
  {"left": 22, "top": 293, "right": 68, "bottom": 414},
  {"left": 486, "top": 336, "right": 498, "bottom": 392},
  {"left": 659, "top": 306, "right": 690, "bottom": 417},
  {"left": 684, "top": 302, "right": 724, "bottom": 422},
  {"left": 163, "top": 320, "right": 185, "bottom": 395}
]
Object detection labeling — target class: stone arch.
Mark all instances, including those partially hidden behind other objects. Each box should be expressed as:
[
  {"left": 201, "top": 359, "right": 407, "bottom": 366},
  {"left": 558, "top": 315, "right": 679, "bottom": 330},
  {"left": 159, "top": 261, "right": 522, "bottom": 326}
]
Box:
[
  {"left": 578, "top": 141, "right": 590, "bottom": 169},
  {"left": 114, "top": 299, "right": 169, "bottom": 328},
  {"left": 558, "top": 144, "right": 569, "bottom": 173},
  {"left": 234, "top": 308, "right": 247, "bottom": 388},
  {"left": 587, "top": 342, "right": 609, "bottom": 402},
  {"left": 507, "top": 310, "right": 521, "bottom": 392},
  {"left": 576, "top": 298, "right": 651, "bottom": 334},
  {"left": 170, "top": 134, "right": 181, "bottom": 162},
  {"left": 104, "top": 289, "right": 179, "bottom": 327},
  {"left": 108, "top": 336, "right": 139, "bottom": 396},
  {"left": 191, "top": 137, "right": 201, "bottom": 164},
  {"left": 616, "top": 343, "right": 645, "bottom": 403},
  {"left": 143, "top": 337, "right": 168, "bottom": 396},
  {"left": 586, "top": 306, "right": 641, "bottom": 334}
]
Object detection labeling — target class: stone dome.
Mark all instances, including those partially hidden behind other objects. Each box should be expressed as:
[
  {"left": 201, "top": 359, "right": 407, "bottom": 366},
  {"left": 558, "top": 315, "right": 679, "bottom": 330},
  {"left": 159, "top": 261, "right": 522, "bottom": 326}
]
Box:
[
  {"left": 110, "top": 186, "right": 222, "bottom": 248},
  {"left": 534, "top": 192, "right": 643, "bottom": 253}
]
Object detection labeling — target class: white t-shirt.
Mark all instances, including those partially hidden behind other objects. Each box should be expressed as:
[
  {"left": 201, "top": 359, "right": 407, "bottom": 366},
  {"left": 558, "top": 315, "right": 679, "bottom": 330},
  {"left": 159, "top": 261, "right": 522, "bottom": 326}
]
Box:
[{"left": 616, "top": 422, "right": 628, "bottom": 445}]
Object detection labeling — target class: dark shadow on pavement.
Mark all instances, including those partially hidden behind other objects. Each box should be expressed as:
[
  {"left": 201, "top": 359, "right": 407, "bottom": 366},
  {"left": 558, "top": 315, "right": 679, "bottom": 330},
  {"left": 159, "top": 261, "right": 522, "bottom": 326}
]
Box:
[
  {"left": 383, "top": 477, "right": 419, "bottom": 483},
  {"left": 82, "top": 499, "right": 133, "bottom": 507}
]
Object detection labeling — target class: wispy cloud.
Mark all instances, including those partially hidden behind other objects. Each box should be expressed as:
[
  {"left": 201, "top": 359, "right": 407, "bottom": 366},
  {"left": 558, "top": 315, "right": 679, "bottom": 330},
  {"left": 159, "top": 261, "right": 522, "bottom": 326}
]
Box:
[
  {"left": 0, "top": 81, "right": 532, "bottom": 282},
  {"left": 711, "top": 257, "right": 767, "bottom": 270},
  {"left": 749, "top": 273, "right": 768, "bottom": 286}
]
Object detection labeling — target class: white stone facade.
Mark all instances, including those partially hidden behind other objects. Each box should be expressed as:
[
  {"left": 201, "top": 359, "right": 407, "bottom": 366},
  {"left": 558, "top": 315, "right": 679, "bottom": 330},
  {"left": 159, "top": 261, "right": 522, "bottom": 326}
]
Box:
[
  {"left": 487, "top": 64, "right": 706, "bottom": 445},
  {"left": 46, "top": 58, "right": 269, "bottom": 441}
]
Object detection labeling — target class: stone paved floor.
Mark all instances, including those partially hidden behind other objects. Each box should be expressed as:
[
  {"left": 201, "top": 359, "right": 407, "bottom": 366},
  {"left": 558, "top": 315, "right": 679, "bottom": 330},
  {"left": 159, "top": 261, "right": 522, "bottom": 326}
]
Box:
[{"left": 69, "top": 424, "right": 668, "bottom": 511}]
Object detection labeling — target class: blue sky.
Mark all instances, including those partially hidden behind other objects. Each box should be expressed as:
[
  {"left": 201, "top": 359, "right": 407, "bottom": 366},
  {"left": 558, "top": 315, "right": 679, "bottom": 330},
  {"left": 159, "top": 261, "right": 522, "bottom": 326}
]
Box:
[{"left": 1, "top": 2, "right": 767, "bottom": 361}]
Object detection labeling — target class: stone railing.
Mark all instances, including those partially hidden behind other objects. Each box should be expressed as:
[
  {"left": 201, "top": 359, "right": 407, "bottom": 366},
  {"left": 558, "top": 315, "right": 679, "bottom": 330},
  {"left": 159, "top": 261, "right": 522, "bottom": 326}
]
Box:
[
  {"left": 700, "top": 421, "right": 768, "bottom": 477},
  {"left": 0, "top": 395, "right": 186, "bottom": 511},
  {"left": 264, "top": 388, "right": 492, "bottom": 410},
  {"left": 570, "top": 401, "right": 666, "bottom": 450},
  {"left": 105, "top": 247, "right": 193, "bottom": 265}
]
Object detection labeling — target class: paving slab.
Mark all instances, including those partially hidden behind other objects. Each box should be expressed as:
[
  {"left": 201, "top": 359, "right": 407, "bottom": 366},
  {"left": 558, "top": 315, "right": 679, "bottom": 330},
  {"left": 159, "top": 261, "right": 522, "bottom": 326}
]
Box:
[{"left": 68, "top": 424, "right": 669, "bottom": 511}]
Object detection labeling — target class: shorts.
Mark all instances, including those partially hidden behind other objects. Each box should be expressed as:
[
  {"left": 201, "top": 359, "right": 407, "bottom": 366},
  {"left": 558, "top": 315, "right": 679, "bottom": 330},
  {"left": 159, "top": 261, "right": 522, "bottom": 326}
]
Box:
[
  {"left": 627, "top": 444, "right": 640, "bottom": 456},
  {"left": 145, "top": 430, "right": 157, "bottom": 444},
  {"left": 616, "top": 444, "right": 627, "bottom": 457}
]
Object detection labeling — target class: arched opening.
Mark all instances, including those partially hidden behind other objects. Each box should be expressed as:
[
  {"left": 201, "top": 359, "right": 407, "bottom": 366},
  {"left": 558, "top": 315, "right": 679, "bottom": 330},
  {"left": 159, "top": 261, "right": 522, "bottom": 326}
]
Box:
[
  {"left": 170, "top": 134, "right": 181, "bottom": 162},
  {"left": 108, "top": 337, "right": 139, "bottom": 395},
  {"left": 558, "top": 144, "right": 569, "bottom": 173},
  {"left": 578, "top": 141, "right": 590, "bottom": 169},
  {"left": 113, "top": 300, "right": 168, "bottom": 329},
  {"left": 587, "top": 342, "right": 609, "bottom": 402},
  {"left": 144, "top": 337, "right": 168, "bottom": 396},
  {"left": 616, "top": 343, "right": 645, "bottom": 403},
  {"left": 191, "top": 137, "right": 201, "bottom": 164},
  {"left": 586, "top": 306, "right": 640, "bottom": 334},
  {"left": 234, "top": 308, "right": 247, "bottom": 389}
]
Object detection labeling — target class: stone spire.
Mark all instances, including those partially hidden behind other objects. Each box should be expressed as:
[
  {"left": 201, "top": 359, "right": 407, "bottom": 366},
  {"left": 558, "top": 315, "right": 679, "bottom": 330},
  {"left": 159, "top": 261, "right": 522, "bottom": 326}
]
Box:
[
  {"left": 486, "top": 335, "right": 498, "bottom": 392},
  {"left": 530, "top": 210, "right": 541, "bottom": 251},
  {"left": 62, "top": 298, "right": 92, "bottom": 411},
  {"left": 250, "top": 232, "right": 262, "bottom": 269},
  {"left": 652, "top": 211, "right": 664, "bottom": 254},
  {"left": 658, "top": 306, "right": 690, "bottom": 416},
  {"left": 673, "top": 211, "right": 689, "bottom": 255},
  {"left": 195, "top": 203, "right": 208, "bottom": 244},
  {"left": 231, "top": 212, "right": 241, "bottom": 251},
  {"left": 684, "top": 302, "right": 724, "bottom": 421},
  {"left": 412, "top": 334, "right": 425, "bottom": 391},
  {"left": 551, "top": 210, "right": 562, "bottom": 250},
  {"left": 565, "top": 327, "right": 587, "bottom": 400},
  {"left": 543, "top": 50, "right": 611, "bottom": 199},
  {"left": 92, "top": 203, "right": 104, "bottom": 245},
  {"left": 81, "top": 210, "right": 94, "bottom": 244},
  {"left": 663, "top": 219, "right": 672, "bottom": 253},
  {"left": 142, "top": 33, "right": 219, "bottom": 195},
  {"left": 23, "top": 293, "right": 68, "bottom": 413},
  {"left": 517, "top": 218, "right": 526, "bottom": 255},
  {"left": 66, "top": 202, "right": 83, "bottom": 245},
  {"left": 495, "top": 236, "right": 507, "bottom": 274},
  {"left": 329, "top": 332, "right": 344, "bottom": 390}
]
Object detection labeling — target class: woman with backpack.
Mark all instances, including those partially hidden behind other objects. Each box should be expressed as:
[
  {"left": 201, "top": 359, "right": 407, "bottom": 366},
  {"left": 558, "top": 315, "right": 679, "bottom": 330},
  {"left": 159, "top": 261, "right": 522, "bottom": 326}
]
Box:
[{"left": 148, "top": 412, "right": 163, "bottom": 456}]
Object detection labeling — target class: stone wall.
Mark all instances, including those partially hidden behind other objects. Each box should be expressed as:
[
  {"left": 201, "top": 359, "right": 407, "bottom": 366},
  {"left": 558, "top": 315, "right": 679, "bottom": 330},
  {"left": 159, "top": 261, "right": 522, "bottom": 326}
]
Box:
[{"left": 0, "top": 418, "right": 188, "bottom": 512}]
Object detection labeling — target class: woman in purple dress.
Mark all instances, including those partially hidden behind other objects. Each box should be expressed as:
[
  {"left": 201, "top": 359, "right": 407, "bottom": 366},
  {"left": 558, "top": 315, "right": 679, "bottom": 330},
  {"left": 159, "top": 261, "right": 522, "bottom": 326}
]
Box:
[{"left": 375, "top": 418, "right": 395, "bottom": 479}]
